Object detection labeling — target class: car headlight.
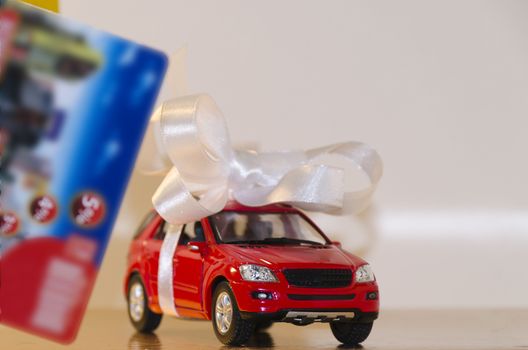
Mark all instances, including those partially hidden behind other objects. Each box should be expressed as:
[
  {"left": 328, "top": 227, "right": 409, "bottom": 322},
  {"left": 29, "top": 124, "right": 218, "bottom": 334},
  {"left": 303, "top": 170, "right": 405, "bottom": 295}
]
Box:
[
  {"left": 239, "top": 264, "right": 278, "bottom": 282},
  {"left": 355, "top": 264, "right": 375, "bottom": 283}
]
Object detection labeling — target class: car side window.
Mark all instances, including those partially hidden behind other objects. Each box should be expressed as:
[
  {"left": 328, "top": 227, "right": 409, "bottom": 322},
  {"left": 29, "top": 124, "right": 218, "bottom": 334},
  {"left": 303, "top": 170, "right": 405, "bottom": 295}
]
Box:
[
  {"left": 133, "top": 210, "right": 157, "bottom": 239},
  {"left": 153, "top": 220, "right": 166, "bottom": 241},
  {"left": 153, "top": 221, "right": 187, "bottom": 241},
  {"left": 178, "top": 221, "right": 205, "bottom": 246}
]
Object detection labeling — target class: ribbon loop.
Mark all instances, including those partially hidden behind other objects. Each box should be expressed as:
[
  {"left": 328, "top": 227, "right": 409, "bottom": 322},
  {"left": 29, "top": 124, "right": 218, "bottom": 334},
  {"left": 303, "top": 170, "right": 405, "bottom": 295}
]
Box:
[
  {"left": 140, "top": 94, "right": 382, "bottom": 225},
  {"left": 160, "top": 95, "right": 232, "bottom": 181}
]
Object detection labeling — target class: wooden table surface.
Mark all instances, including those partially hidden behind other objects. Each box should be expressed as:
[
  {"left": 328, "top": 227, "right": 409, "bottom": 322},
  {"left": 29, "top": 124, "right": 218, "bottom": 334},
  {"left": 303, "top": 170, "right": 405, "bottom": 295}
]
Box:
[{"left": 0, "top": 309, "right": 526, "bottom": 349}]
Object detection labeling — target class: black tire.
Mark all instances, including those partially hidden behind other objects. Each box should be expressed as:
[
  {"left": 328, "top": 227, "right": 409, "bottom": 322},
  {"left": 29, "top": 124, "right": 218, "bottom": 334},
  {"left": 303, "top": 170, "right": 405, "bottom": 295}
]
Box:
[
  {"left": 255, "top": 320, "right": 273, "bottom": 332},
  {"left": 212, "top": 282, "right": 255, "bottom": 345},
  {"left": 330, "top": 321, "right": 373, "bottom": 345},
  {"left": 127, "top": 274, "right": 162, "bottom": 333}
]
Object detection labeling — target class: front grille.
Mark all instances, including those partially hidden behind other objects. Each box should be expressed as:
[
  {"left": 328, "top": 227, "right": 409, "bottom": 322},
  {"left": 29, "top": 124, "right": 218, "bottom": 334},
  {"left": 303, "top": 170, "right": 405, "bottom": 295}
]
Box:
[{"left": 282, "top": 268, "right": 352, "bottom": 288}]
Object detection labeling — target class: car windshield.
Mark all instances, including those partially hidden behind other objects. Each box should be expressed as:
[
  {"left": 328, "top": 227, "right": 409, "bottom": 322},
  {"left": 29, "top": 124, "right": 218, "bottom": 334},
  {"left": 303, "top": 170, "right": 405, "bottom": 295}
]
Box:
[{"left": 209, "top": 211, "right": 328, "bottom": 245}]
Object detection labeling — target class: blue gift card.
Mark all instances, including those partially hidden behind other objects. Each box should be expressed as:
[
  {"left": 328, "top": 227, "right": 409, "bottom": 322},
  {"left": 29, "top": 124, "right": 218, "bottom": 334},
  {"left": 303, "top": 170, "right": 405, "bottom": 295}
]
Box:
[{"left": 0, "top": 0, "right": 167, "bottom": 343}]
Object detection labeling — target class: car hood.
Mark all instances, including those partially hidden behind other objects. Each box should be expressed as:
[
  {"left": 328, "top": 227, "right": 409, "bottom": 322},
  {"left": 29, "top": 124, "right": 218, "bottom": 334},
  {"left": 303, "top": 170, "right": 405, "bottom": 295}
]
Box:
[{"left": 218, "top": 244, "right": 365, "bottom": 269}]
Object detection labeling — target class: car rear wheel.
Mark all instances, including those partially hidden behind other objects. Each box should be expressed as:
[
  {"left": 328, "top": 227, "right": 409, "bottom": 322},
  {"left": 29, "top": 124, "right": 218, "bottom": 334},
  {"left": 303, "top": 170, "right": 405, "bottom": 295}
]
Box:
[
  {"left": 330, "top": 321, "right": 373, "bottom": 345},
  {"left": 212, "top": 282, "right": 255, "bottom": 345},
  {"left": 127, "top": 274, "right": 162, "bottom": 333}
]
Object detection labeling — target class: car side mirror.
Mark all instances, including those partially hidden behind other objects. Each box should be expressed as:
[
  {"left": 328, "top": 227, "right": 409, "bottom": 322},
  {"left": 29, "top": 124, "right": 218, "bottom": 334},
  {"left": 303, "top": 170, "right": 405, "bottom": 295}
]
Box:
[
  {"left": 187, "top": 241, "right": 206, "bottom": 253},
  {"left": 331, "top": 240, "right": 342, "bottom": 248}
]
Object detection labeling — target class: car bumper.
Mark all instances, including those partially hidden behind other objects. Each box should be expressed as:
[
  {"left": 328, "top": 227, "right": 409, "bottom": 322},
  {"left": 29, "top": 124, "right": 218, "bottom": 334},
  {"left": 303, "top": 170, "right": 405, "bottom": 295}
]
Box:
[
  {"left": 230, "top": 280, "right": 379, "bottom": 322},
  {"left": 240, "top": 308, "right": 378, "bottom": 325}
]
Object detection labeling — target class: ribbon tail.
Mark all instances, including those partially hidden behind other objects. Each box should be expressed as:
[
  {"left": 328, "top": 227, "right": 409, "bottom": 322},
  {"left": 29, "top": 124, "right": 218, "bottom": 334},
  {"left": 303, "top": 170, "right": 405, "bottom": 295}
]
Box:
[{"left": 157, "top": 225, "right": 182, "bottom": 316}]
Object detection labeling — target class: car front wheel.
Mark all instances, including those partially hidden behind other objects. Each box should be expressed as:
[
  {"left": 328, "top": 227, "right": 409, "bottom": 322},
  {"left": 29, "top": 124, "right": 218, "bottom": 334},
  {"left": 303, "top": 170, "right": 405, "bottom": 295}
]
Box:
[
  {"left": 212, "top": 282, "right": 255, "bottom": 345},
  {"left": 330, "top": 321, "right": 373, "bottom": 345},
  {"left": 127, "top": 274, "right": 162, "bottom": 333}
]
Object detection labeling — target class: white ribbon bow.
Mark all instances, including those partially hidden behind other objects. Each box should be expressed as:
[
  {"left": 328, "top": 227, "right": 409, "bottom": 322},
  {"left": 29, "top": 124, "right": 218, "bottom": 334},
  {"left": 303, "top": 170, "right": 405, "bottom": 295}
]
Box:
[{"left": 139, "top": 94, "right": 383, "bottom": 225}]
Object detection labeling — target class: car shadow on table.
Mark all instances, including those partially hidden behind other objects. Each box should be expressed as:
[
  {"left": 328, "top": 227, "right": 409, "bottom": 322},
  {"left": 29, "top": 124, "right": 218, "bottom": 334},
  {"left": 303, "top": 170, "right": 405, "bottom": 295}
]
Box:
[
  {"left": 338, "top": 345, "right": 363, "bottom": 350},
  {"left": 128, "top": 332, "right": 163, "bottom": 350},
  {"left": 127, "top": 330, "right": 365, "bottom": 350},
  {"left": 127, "top": 330, "right": 275, "bottom": 349},
  {"left": 219, "top": 331, "right": 275, "bottom": 349}
]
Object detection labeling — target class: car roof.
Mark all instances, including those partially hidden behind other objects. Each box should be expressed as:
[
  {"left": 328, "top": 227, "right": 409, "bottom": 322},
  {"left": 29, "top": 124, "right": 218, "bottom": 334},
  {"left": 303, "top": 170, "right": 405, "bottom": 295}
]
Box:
[
  {"left": 147, "top": 202, "right": 301, "bottom": 225},
  {"left": 221, "top": 201, "right": 297, "bottom": 213}
]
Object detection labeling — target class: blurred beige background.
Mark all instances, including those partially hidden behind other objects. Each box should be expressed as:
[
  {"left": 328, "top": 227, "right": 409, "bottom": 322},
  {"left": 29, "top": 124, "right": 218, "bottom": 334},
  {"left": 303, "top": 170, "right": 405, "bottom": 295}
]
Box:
[{"left": 60, "top": 0, "right": 528, "bottom": 310}]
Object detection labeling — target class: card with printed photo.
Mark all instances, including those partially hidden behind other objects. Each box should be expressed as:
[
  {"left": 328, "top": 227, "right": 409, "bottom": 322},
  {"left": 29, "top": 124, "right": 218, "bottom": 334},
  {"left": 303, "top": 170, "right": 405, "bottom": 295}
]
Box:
[{"left": 0, "top": 0, "right": 167, "bottom": 343}]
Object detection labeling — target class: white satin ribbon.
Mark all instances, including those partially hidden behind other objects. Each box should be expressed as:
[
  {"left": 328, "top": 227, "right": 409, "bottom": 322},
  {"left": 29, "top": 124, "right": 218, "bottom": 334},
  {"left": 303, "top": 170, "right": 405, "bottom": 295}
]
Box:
[
  {"left": 157, "top": 225, "right": 182, "bottom": 316},
  {"left": 140, "top": 94, "right": 382, "bottom": 225}
]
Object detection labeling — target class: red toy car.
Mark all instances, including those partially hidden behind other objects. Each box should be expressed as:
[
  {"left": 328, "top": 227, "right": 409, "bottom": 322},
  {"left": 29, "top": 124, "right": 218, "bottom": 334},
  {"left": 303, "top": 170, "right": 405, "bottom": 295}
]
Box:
[{"left": 124, "top": 202, "right": 379, "bottom": 346}]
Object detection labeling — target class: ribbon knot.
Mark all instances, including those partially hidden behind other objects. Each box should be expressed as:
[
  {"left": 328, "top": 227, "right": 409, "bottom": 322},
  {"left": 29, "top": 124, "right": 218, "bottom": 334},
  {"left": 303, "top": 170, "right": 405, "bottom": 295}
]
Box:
[{"left": 139, "top": 94, "right": 382, "bottom": 225}]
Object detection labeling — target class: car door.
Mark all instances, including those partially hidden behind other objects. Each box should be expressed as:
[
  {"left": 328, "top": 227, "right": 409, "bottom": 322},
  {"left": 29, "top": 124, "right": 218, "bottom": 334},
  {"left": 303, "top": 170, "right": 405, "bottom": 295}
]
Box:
[{"left": 173, "top": 221, "right": 206, "bottom": 311}]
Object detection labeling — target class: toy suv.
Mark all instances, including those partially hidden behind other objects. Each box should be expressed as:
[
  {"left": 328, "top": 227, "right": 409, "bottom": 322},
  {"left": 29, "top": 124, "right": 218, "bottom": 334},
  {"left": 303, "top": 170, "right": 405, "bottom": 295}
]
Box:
[{"left": 124, "top": 202, "right": 379, "bottom": 346}]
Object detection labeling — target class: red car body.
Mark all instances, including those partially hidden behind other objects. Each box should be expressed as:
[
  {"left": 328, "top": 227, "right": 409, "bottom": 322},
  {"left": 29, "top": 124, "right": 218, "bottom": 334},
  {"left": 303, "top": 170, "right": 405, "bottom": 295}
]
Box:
[{"left": 124, "top": 202, "right": 379, "bottom": 344}]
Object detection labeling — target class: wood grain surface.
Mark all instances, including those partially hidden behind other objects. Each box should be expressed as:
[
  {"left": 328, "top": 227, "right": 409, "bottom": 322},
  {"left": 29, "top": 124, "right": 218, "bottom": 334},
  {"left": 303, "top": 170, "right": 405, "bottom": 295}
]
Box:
[{"left": 0, "top": 309, "right": 526, "bottom": 349}]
